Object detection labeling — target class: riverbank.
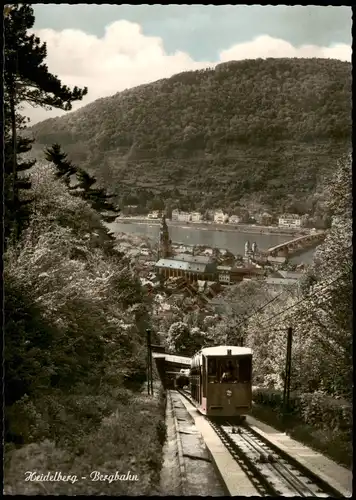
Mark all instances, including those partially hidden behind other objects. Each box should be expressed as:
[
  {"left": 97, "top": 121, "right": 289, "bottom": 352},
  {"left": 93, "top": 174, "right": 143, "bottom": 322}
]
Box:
[
  {"left": 116, "top": 218, "right": 307, "bottom": 237},
  {"left": 109, "top": 220, "right": 317, "bottom": 265}
]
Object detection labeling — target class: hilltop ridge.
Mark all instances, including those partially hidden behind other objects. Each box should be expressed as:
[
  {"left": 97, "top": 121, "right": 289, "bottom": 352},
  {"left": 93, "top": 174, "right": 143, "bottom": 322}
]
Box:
[{"left": 29, "top": 57, "right": 352, "bottom": 214}]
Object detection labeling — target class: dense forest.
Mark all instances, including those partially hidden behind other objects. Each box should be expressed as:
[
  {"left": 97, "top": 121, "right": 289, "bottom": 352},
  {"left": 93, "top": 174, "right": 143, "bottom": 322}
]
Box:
[{"left": 29, "top": 58, "right": 351, "bottom": 214}]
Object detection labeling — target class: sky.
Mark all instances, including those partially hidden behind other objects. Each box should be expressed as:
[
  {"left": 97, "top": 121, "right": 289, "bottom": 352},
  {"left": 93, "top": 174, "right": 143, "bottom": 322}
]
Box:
[{"left": 26, "top": 4, "right": 352, "bottom": 124}]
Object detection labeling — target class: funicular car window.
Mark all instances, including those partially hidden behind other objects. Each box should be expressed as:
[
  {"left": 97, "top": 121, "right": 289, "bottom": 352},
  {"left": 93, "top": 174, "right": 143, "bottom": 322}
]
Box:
[
  {"left": 219, "top": 358, "right": 239, "bottom": 383},
  {"left": 239, "top": 355, "right": 252, "bottom": 382},
  {"left": 208, "top": 358, "right": 218, "bottom": 383}
]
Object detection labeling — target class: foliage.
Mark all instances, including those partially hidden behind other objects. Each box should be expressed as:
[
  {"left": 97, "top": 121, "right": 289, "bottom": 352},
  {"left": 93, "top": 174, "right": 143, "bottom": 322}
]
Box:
[
  {"left": 252, "top": 388, "right": 352, "bottom": 436},
  {"left": 4, "top": 6, "right": 166, "bottom": 495},
  {"left": 4, "top": 3, "right": 87, "bottom": 244},
  {"left": 244, "top": 155, "right": 352, "bottom": 401},
  {"left": 166, "top": 321, "right": 212, "bottom": 355},
  {"left": 4, "top": 162, "right": 165, "bottom": 491},
  {"left": 72, "top": 167, "right": 120, "bottom": 222},
  {"left": 207, "top": 280, "right": 281, "bottom": 347},
  {"left": 4, "top": 133, "right": 35, "bottom": 244},
  {"left": 4, "top": 277, "right": 57, "bottom": 408},
  {"left": 29, "top": 58, "right": 351, "bottom": 213},
  {"left": 4, "top": 166, "right": 148, "bottom": 449},
  {"left": 44, "top": 143, "right": 77, "bottom": 184},
  {"left": 4, "top": 387, "right": 166, "bottom": 495},
  {"left": 4, "top": 4, "right": 87, "bottom": 110},
  {"left": 45, "top": 143, "right": 120, "bottom": 222},
  {"left": 251, "top": 388, "right": 352, "bottom": 468}
]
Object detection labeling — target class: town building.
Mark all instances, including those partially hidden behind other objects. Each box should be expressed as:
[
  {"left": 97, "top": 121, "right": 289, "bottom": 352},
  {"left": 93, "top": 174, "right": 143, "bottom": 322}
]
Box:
[
  {"left": 217, "top": 264, "right": 265, "bottom": 284},
  {"left": 171, "top": 209, "right": 191, "bottom": 222},
  {"left": 123, "top": 205, "right": 139, "bottom": 215},
  {"left": 178, "top": 211, "right": 191, "bottom": 222},
  {"left": 171, "top": 209, "right": 180, "bottom": 221},
  {"left": 191, "top": 212, "right": 202, "bottom": 223},
  {"left": 217, "top": 265, "right": 232, "bottom": 285},
  {"left": 266, "top": 270, "right": 303, "bottom": 285},
  {"left": 228, "top": 214, "right": 240, "bottom": 224},
  {"left": 267, "top": 256, "right": 287, "bottom": 265},
  {"left": 155, "top": 254, "right": 217, "bottom": 282},
  {"left": 214, "top": 210, "right": 227, "bottom": 224},
  {"left": 148, "top": 210, "right": 160, "bottom": 219},
  {"left": 278, "top": 214, "right": 302, "bottom": 228},
  {"left": 260, "top": 212, "right": 273, "bottom": 225},
  {"left": 158, "top": 215, "right": 172, "bottom": 259},
  {"left": 244, "top": 240, "right": 253, "bottom": 257},
  {"left": 251, "top": 242, "right": 258, "bottom": 255},
  {"left": 254, "top": 212, "right": 271, "bottom": 225},
  {"left": 155, "top": 215, "right": 217, "bottom": 282},
  {"left": 204, "top": 209, "right": 215, "bottom": 221}
]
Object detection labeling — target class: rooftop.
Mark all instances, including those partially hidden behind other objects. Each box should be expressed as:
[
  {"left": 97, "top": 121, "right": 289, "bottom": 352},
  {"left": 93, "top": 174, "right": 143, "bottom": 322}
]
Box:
[
  {"left": 197, "top": 346, "right": 253, "bottom": 357},
  {"left": 278, "top": 270, "right": 304, "bottom": 279},
  {"left": 267, "top": 256, "right": 286, "bottom": 263},
  {"left": 174, "top": 254, "right": 213, "bottom": 264},
  {"left": 152, "top": 353, "right": 191, "bottom": 365},
  {"left": 155, "top": 258, "right": 210, "bottom": 273},
  {"left": 279, "top": 214, "right": 301, "bottom": 219},
  {"left": 266, "top": 277, "right": 299, "bottom": 285}
]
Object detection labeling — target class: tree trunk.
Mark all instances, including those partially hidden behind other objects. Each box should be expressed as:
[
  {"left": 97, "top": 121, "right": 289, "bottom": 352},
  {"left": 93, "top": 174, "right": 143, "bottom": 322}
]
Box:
[{"left": 9, "top": 87, "right": 17, "bottom": 203}]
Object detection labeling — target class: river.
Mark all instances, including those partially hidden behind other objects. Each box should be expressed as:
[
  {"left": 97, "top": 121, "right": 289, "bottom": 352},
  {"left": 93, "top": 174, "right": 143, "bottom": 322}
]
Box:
[{"left": 109, "top": 221, "right": 316, "bottom": 265}]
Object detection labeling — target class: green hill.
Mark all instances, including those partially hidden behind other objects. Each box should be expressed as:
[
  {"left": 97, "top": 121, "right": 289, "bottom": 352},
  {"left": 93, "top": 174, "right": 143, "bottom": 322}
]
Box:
[{"left": 29, "top": 57, "right": 351, "bottom": 214}]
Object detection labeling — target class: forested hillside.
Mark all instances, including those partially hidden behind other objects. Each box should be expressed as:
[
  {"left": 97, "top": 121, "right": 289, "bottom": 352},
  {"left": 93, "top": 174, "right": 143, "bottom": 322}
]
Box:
[{"left": 30, "top": 58, "right": 351, "bottom": 213}]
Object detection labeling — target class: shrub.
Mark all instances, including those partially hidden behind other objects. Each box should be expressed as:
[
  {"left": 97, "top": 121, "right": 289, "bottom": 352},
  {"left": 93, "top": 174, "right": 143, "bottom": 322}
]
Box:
[
  {"left": 252, "top": 387, "right": 352, "bottom": 435},
  {"left": 298, "top": 391, "right": 352, "bottom": 435},
  {"left": 5, "top": 387, "right": 167, "bottom": 495}
]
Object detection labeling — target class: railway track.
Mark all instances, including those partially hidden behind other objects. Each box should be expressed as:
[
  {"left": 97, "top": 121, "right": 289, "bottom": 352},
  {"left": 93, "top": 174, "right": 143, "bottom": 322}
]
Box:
[{"left": 177, "top": 389, "right": 344, "bottom": 497}]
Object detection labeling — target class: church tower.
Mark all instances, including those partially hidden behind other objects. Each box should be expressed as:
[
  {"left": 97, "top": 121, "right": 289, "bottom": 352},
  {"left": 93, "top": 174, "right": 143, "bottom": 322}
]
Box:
[{"left": 158, "top": 214, "right": 172, "bottom": 259}]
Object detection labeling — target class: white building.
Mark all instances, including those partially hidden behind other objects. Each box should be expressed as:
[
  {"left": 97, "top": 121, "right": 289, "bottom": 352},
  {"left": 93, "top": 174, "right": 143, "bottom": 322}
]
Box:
[
  {"left": 171, "top": 209, "right": 180, "bottom": 221},
  {"left": 278, "top": 214, "right": 301, "bottom": 228},
  {"left": 171, "top": 209, "right": 192, "bottom": 222},
  {"left": 267, "top": 256, "right": 286, "bottom": 265},
  {"left": 177, "top": 211, "right": 191, "bottom": 222},
  {"left": 217, "top": 265, "right": 231, "bottom": 285},
  {"left": 228, "top": 214, "right": 240, "bottom": 224},
  {"left": 191, "top": 212, "right": 202, "bottom": 223},
  {"left": 205, "top": 209, "right": 215, "bottom": 221},
  {"left": 148, "top": 210, "right": 160, "bottom": 219},
  {"left": 266, "top": 270, "right": 303, "bottom": 286},
  {"left": 214, "top": 210, "right": 227, "bottom": 224}
]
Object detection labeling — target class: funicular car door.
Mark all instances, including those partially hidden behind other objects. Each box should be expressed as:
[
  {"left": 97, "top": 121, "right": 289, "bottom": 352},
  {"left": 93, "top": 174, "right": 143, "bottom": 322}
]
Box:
[
  {"left": 201, "top": 355, "right": 207, "bottom": 411},
  {"left": 199, "top": 363, "right": 203, "bottom": 404}
]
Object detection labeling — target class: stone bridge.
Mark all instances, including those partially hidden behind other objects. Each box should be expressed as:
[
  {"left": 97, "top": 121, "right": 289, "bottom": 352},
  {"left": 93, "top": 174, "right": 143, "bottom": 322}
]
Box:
[{"left": 266, "top": 232, "right": 326, "bottom": 258}]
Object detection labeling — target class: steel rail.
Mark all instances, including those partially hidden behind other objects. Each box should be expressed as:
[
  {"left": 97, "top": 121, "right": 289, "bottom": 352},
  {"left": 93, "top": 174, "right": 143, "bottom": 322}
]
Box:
[
  {"left": 177, "top": 390, "right": 344, "bottom": 497},
  {"left": 225, "top": 422, "right": 320, "bottom": 497},
  {"left": 239, "top": 423, "right": 344, "bottom": 498}
]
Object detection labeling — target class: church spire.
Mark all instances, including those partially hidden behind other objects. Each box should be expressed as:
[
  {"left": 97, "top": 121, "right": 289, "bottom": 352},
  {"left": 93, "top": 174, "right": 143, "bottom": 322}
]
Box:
[{"left": 158, "top": 212, "right": 172, "bottom": 259}]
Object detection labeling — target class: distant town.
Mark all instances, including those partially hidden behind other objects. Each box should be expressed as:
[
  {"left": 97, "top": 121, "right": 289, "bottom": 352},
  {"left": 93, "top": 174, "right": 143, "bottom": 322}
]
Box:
[
  {"left": 111, "top": 212, "right": 325, "bottom": 312},
  {"left": 117, "top": 207, "right": 314, "bottom": 230}
]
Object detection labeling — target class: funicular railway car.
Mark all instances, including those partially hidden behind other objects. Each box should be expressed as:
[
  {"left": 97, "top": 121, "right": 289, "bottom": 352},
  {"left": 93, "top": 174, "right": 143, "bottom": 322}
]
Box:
[{"left": 190, "top": 346, "right": 253, "bottom": 418}]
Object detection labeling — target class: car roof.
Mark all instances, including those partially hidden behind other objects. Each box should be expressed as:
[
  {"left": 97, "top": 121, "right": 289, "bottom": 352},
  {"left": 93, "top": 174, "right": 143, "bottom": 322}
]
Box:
[{"left": 200, "top": 345, "right": 252, "bottom": 356}]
